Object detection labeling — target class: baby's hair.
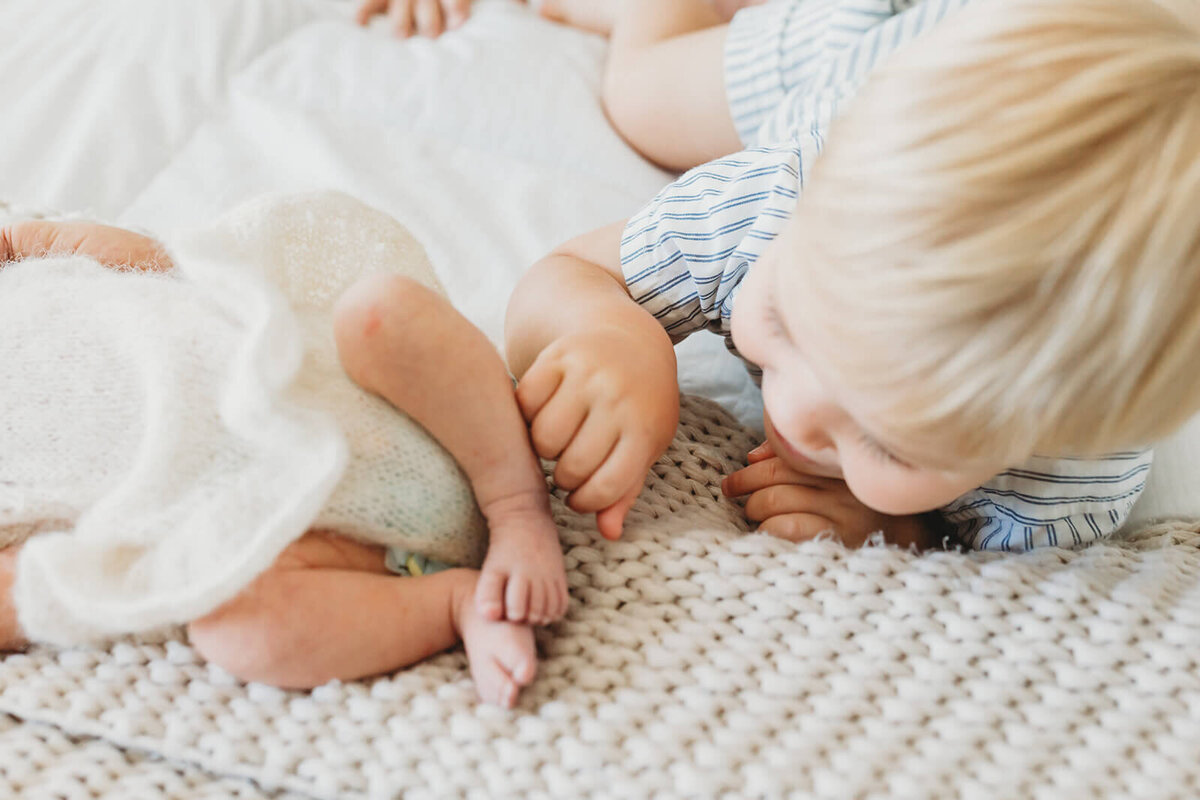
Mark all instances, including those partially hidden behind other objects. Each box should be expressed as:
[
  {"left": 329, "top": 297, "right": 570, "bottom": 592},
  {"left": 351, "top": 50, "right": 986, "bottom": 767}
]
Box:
[{"left": 788, "top": 0, "right": 1200, "bottom": 466}]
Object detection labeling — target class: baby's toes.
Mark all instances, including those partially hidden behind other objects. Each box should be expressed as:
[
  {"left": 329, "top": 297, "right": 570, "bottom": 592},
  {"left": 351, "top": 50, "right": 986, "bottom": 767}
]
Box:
[
  {"left": 550, "top": 577, "right": 569, "bottom": 622},
  {"left": 504, "top": 574, "right": 531, "bottom": 623},
  {"left": 469, "top": 627, "right": 537, "bottom": 707},
  {"left": 495, "top": 637, "right": 538, "bottom": 688},
  {"left": 475, "top": 569, "right": 508, "bottom": 621},
  {"left": 476, "top": 661, "right": 520, "bottom": 708},
  {"left": 526, "top": 579, "right": 548, "bottom": 625}
]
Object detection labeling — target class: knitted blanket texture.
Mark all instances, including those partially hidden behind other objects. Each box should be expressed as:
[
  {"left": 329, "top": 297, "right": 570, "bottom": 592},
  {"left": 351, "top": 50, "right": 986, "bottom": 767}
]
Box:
[{"left": 1, "top": 199, "right": 1198, "bottom": 799}]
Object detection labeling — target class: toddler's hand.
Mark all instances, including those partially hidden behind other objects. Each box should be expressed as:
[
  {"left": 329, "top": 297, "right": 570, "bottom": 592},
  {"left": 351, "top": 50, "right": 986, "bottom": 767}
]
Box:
[
  {"left": 475, "top": 491, "right": 568, "bottom": 625},
  {"left": 722, "top": 442, "right": 933, "bottom": 548},
  {"left": 357, "top": 0, "right": 495, "bottom": 37},
  {"left": 516, "top": 327, "right": 679, "bottom": 541}
]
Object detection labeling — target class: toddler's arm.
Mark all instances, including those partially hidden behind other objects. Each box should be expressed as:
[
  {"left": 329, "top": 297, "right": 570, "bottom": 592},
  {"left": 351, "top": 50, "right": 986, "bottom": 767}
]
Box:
[
  {"left": 335, "top": 276, "right": 567, "bottom": 625},
  {"left": 506, "top": 222, "right": 681, "bottom": 541}
]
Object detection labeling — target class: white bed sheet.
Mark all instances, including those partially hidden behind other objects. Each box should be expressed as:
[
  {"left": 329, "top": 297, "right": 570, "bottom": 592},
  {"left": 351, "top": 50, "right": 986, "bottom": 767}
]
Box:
[{"left": 0, "top": 0, "right": 1193, "bottom": 523}]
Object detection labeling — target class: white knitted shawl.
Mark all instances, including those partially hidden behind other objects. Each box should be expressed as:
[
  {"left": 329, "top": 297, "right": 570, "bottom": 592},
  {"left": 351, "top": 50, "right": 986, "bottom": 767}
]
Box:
[{"left": 0, "top": 193, "right": 486, "bottom": 645}]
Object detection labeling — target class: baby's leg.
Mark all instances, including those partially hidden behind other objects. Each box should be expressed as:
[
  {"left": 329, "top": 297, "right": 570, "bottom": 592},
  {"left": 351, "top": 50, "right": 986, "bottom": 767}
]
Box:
[
  {"left": 334, "top": 275, "right": 567, "bottom": 626},
  {"left": 0, "top": 546, "right": 27, "bottom": 652},
  {"left": 187, "top": 531, "right": 536, "bottom": 707},
  {"left": 542, "top": 0, "right": 744, "bottom": 170}
]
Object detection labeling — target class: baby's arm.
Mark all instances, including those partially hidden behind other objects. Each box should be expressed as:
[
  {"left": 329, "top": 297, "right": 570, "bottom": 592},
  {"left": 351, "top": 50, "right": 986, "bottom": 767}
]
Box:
[
  {"left": 505, "top": 222, "right": 681, "bottom": 541},
  {"left": 0, "top": 220, "right": 170, "bottom": 652},
  {"left": 1, "top": 220, "right": 170, "bottom": 270},
  {"left": 334, "top": 275, "right": 567, "bottom": 625}
]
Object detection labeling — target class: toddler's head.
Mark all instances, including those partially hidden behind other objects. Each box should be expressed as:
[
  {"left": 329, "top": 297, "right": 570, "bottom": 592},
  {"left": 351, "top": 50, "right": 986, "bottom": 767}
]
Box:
[{"left": 733, "top": 0, "right": 1200, "bottom": 514}]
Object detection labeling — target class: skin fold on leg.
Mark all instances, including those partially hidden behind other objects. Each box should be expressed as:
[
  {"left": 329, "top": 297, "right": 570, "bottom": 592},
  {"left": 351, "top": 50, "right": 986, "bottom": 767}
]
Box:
[{"left": 187, "top": 531, "right": 538, "bottom": 707}]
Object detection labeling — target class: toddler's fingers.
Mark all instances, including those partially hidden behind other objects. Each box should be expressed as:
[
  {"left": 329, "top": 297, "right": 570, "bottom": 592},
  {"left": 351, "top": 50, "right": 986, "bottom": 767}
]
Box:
[
  {"left": 721, "top": 457, "right": 825, "bottom": 498},
  {"left": 759, "top": 512, "right": 837, "bottom": 543},
  {"left": 442, "top": 0, "right": 470, "bottom": 28},
  {"left": 743, "top": 484, "right": 824, "bottom": 523},
  {"left": 528, "top": 386, "right": 589, "bottom": 461},
  {"left": 552, "top": 414, "right": 618, "bottom": 491},
  {"left": 746, "top": 440, "right": 775, "bottom": 463},
  {"left": 414, "top": 0, "right": 444, "bottom": 36},
  {"left": 514, "top": 357, "right": 563, "bottom": 423},
  {"left": 474, "top": 569, "right": 507, "bottom": 621},
  {"left": 356, "top": 0, "right": 388, "bottom": 25},
  {"left": 389, "top": 0, "right": 415, "bottom": 36},
  {"left": 595, "top": 488, "right": 639, "bottom": 541},
  {"left": 566, "top": 436, "right": 646, "bottom": 514}
]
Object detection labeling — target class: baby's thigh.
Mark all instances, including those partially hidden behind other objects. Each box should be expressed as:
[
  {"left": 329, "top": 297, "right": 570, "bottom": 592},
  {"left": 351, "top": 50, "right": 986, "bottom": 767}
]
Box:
[{"left": 271, "top": 530, "right": 391, "bottom": 575}]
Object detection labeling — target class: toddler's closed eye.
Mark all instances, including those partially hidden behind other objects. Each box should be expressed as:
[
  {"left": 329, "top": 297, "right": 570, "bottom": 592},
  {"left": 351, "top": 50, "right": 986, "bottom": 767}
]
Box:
[{"left": 858, "top": 433, "right": 911, "bottom": 469}]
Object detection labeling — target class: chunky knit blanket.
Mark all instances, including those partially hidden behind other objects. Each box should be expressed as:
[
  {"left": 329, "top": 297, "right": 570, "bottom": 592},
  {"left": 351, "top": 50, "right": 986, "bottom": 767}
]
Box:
[
  {"left": 2, "top": 200, "right": 1199, "bottom": 798},
  {"left": 0, "top": 393, "right": 1198, "bottom": 798}
]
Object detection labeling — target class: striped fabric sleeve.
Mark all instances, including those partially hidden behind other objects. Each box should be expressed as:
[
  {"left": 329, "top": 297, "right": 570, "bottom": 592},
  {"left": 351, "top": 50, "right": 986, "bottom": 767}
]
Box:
[
  {"left": 619, "top": 142, "right": 806, "bottom": 345},
  {"left": 724, "top": 0, "right": 839, "bottom": 145},
  {"left": 754, "top": 0, "right": 975, "bottom": 146},
  {"left": 939, "top": 450, "right": 1155, "bottom": 551}
]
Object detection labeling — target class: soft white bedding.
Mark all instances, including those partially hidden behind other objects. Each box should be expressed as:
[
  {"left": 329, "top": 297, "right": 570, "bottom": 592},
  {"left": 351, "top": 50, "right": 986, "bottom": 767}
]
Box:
[{"left": 2, "top": 0, "right": 1200, "bottom": 796}]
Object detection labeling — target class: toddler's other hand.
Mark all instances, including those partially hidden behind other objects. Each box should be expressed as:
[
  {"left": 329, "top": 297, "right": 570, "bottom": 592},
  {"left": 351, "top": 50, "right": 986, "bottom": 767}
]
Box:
[
  {"left": 516, "top": 328, "right": 679, "bottom": 541},
  {"left": 475, "top": 491, "right": 568, "bottom": 625},
  {"left": 722, "top": 442, "right": 933, "bottom": 548},
  {"left": 358, "top": 0, "right": 498, "bottom": 37}
]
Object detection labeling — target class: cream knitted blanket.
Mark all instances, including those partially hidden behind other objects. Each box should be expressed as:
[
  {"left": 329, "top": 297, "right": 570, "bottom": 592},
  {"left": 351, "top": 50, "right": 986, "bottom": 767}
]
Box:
[
  {"left": 1, "top": 393, "right": 1199, "bottom": 798},
  {"left": 2, "top": 200, "right": 1199, "bottom": 798}
]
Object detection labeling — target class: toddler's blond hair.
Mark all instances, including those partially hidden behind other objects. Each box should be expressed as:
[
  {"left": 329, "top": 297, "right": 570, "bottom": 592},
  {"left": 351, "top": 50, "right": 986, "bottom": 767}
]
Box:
[{"left": 789, "top": 0, "right": 1200, "bottom": 467}]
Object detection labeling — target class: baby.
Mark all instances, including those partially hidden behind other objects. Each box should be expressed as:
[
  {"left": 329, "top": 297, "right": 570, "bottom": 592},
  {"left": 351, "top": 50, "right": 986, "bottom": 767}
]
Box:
[
  {"left": 0, "top": 209, "right": 567, "bottom": 708},
  {"left": 506, "top": 0, "right": 1200, "bottom": 550}
]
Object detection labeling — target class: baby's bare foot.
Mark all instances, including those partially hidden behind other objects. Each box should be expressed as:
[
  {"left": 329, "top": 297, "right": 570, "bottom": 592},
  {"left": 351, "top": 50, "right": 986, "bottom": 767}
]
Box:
[
  {"left": 535, "top": 0, "right": 617, "bottom": 35},
  {"left": 454, "top": 576, "right": 538, "bottom": 708},
  {"left": 475, "top": 499, "right": 568, "bottom": 626}
]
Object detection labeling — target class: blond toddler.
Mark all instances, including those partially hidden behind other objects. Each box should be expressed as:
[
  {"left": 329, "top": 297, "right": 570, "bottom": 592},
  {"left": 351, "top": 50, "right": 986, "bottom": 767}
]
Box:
[{"left": 507, "top": 0, "right": 1199, "bottom": 550}]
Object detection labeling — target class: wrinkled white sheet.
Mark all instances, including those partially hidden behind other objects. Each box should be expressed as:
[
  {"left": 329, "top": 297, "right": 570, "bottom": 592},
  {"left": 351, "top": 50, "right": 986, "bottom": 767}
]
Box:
[{"left": 0, "top": 0, "right": 1193, "bottom": 525}]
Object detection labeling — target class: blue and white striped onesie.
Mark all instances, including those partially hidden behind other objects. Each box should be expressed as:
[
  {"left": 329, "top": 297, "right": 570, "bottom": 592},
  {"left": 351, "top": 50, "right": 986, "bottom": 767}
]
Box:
[{"left": 621, "top": 0, "right": 1153, "bottom": 551}]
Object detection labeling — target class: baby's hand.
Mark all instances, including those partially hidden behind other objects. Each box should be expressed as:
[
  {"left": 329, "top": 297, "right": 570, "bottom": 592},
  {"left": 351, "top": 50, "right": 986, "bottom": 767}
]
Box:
[
  {"left": 1, "top": 221, "right": 170, "bottom": 271},
  {"left": 475, "top": 490, "right": 568, "bottom": 625},
  {"left": 722, "top": 442, "right": 933, "bottom": 548},
  {"left": 516, "top": 327, "right": 679, "bottom": 541},
  {"left": 357, "top": 0, "right": 491, "bottom": 37}
]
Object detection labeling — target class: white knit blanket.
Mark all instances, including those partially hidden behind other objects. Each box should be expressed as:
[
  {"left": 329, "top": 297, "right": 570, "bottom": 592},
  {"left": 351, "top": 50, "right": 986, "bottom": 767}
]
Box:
[
  {"left": 3, "top": 199, "right": 1200, "bottom": 797},
  {"left": 1, "top": 391, "right": 1199, "bottom": 798}
]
